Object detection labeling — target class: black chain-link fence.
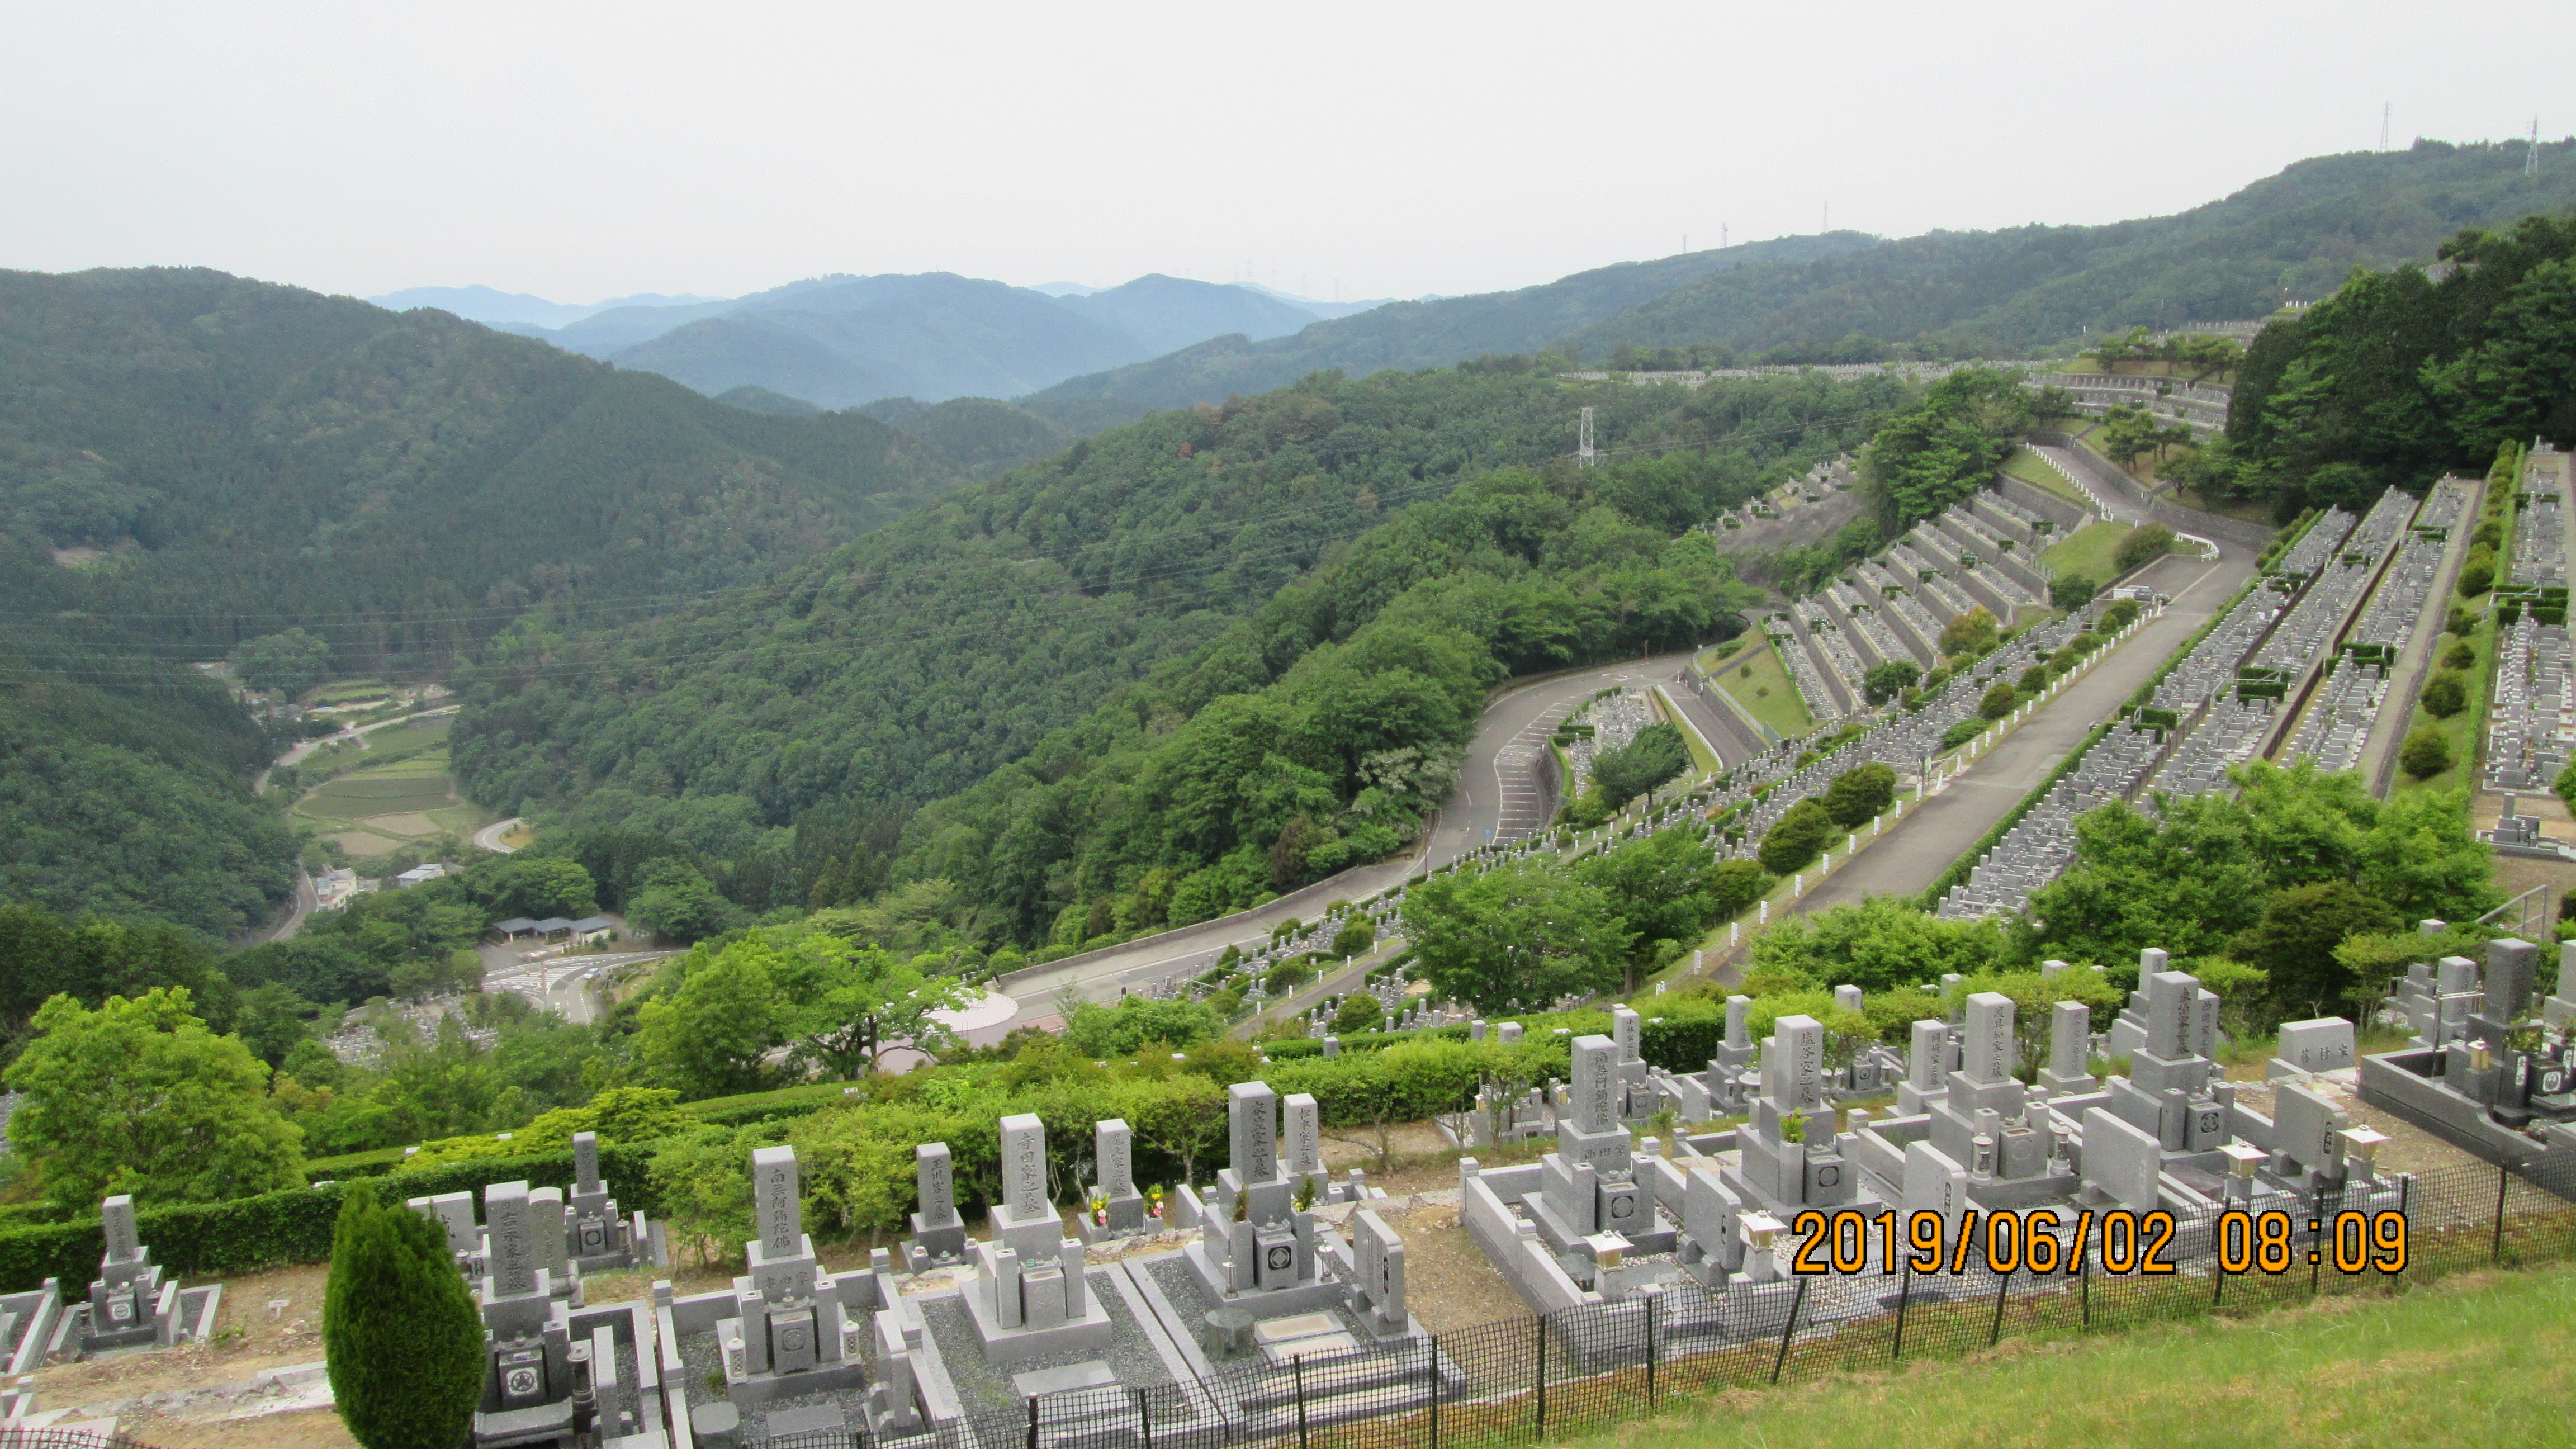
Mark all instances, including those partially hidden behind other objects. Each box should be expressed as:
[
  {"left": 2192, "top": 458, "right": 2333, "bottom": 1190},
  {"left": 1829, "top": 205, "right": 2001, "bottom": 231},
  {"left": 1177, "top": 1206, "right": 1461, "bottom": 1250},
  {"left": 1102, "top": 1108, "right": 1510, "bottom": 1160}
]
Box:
[{"left": 865, "top": 1155, "right": 2575, "bottom": 1449}]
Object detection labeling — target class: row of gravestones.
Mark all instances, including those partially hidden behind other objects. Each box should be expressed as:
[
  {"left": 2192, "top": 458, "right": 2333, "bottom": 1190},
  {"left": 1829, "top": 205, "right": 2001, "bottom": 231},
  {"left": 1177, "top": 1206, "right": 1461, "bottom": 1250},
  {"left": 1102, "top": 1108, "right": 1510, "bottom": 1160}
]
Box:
[{"left": 1462, "top": 952, "right": 2407, "bottom": 1324}]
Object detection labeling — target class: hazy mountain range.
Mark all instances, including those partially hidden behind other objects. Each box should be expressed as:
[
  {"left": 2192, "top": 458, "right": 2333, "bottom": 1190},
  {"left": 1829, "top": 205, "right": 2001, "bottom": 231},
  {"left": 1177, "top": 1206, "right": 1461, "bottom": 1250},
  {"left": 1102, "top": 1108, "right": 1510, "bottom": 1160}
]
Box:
[{"left": 372, "top": 273, "right": 1386, "bottom": 410}]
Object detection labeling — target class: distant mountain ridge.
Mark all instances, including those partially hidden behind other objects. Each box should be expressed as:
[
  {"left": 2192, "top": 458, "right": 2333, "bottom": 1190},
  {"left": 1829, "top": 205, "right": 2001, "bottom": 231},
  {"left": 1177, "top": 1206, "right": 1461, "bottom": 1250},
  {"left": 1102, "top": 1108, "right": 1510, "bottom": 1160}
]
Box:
[
  {"left": 1017, "top": 233, "right": 1875, "bottom": 429},
  {"left": 381, "top": 272, "right": 1343, "bottom": 410},
  {"left": 370, "top": 284, "right": 721, "bottom": 330},
  {"left": 1023, "top": 141, "right": 2576, "bottom": 429}
]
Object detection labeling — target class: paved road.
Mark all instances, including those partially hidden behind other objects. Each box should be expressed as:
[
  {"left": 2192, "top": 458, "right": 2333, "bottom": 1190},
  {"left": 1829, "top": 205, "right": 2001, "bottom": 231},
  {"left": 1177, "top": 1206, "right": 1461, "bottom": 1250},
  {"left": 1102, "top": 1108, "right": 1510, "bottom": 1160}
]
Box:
[
  {"left": 252, "top": 869, "right": 319, "bottom": 945},
  {"left": 1791, "top": 547, "right": 2253, "bottom": 913},
  {"left": 255, "top": 704, "right": 460, "bottom": 794},
  {"left": 978, "top": 654, "right": 1710, "bottom": 1039},
  {"left": 473, "top": 817, "right": 523, "bottom": 853}
]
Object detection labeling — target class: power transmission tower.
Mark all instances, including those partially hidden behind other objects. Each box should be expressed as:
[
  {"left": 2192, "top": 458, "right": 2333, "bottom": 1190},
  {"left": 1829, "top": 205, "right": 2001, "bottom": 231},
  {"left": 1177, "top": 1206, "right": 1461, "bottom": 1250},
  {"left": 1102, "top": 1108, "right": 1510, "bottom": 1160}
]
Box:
[
  {"left": 2380, "top": 102, "right": 2390, "bottom": 151},
  {"left": 1578, "top": 407, "right": 1597, "bottom": 468},
  {"left": 2531, "top": 118, "right": 2543, "bottom": 176}
]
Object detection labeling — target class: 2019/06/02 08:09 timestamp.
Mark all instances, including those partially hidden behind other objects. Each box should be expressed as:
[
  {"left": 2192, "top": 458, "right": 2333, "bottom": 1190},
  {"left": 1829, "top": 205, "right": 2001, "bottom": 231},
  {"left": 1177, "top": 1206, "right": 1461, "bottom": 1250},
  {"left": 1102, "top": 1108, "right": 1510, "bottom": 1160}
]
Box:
[{"left": 1779, "top": 1208, "right": 2411, "bottom": 1276}]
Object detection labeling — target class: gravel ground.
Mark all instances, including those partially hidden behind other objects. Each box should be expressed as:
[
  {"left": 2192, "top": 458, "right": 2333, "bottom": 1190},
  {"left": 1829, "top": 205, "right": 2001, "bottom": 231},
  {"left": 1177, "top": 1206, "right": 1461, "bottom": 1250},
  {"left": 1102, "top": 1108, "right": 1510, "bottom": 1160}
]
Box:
[{"left": 919, "top": 1271, "right": 1173, "bottom": 1419}]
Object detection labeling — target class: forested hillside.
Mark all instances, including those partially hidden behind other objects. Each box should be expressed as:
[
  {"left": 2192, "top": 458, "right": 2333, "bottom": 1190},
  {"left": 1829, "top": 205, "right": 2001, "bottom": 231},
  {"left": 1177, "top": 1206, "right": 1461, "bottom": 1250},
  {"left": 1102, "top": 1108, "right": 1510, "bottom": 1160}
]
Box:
[
  {"left": 0, "top": 622, "right": 293, "bottom": 935},
  {"left": 1018, "top": 235, "right": 1876, "bottom": 430},
  {"left": 1580, "top": 141, "right": 2576, "bottom": 361},
  {"left": 2211, "top": 203, "right": 2576, "bottom": 510},
  {"left": 0, "top": 267, "right": 967, "bottom": 678},
  {"left": 452, "top": 367, "right": 1906, "bottom": 939},
  {"left": 1030, "top": 143, "right": 2576, "bottom": 428}
]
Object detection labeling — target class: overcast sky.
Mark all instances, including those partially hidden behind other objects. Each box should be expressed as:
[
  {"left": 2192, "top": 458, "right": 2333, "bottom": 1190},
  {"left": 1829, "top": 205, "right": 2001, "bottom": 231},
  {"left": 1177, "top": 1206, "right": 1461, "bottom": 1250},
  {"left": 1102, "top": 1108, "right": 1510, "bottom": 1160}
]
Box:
[{"left": 6, "top": 2, "right": 2571, "bottom": 305}]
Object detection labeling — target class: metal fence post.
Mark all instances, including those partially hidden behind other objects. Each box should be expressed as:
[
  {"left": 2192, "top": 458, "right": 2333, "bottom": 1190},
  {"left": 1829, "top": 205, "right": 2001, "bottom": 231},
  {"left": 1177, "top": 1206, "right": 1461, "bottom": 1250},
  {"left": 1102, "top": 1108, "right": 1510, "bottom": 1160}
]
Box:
[
  {"left": 2080, "top": 1243, "right": 2091, "bottom": 1329},
  {"left": 2493, "top": 1161, "right": 2510, "bottom": 1265},
  {"left": 1989, "top": 1265, "right": 2011, "bottom": 1346},
  {"left": 1427, "top": 1334, "right": 1440, "bottom": 1449},
  {"left": 1769, "top": 1279, "right": 1807, "bottom": 1385},
  {"left": 1645, "top": 1291, "right": 1658, "bottom": 1410},
  {"left": 1536, "top": 1313, "right": 1548, "bottom": 1437},
  {"left": 1891, "top": 1266, "right": 1911, "bottom": 1360},
  {"left": 1026, "top": 1395, "right": 1039, "bottom": 1449},
  {"left": 1295, "top": 1354, "right": 1309, "bottom": 1449},
  {"left": 1135, "top": 1386, "right": 1150, "bottom": 1449}
]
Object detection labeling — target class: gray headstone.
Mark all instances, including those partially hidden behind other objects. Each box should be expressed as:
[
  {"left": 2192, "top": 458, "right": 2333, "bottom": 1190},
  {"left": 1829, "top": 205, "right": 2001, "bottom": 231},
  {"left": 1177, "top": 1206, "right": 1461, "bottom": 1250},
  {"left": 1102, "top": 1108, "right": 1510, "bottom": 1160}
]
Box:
[
  {"left": 2081, "top": 1107, "right": 2161, "bottom": 1212},
  {"left": 2049, "top": 1001, "right": 2091, "bottom": 1077},
  {"left": 999, "top": 1114, "right": 1049, "bottom": 1218},
  {"left": 572, "top": 1131, "right": 602, "bottom": 1192},
  {"left": 752, "top": 1145, "right": 803, "bottom": 1258},
  {"left": 1498, "top": 1021, "right": 1524, "bottom": 1045},
  {"left": 2486, "top": 937, "right": 2540, "bottom": 1020},
  {"left": 1832, "top": 984, "right": 1864, "bottom": 1015},
  {"left": 1765, "top": 1016, "right": 1825, "bottom": 1110},
  {"left": 1612, "top": 1007, "right": 1642, "bottom": 1062},
  {"left": 2138, "top": 947, "right": 2169, "bottom": 978},
  {"left": 2559, "top": 943, "right": 2576, "bottom": 1003},
  {"left": 2276, "top": 1019, "right": 2355, "bottom": 1074},
  {"left": 1570, "top": 1035, "right": 1618, "bottom": 1134},
  {"left": 1228, "top": 1082, "right": 1278, "bottom": 1182},
  {"left": 916, "top": 1143, "right": 958, "bottom": 1229},
  {"left": 2144, "top": 970, "right": 2198, "bottom": 1058},
  {"left": 100, "top": 1195, "right": 140, "bottom": 1263},
  {"left": 1908, "top": 1019, "right": 1948, "bottom": 1092},
  {"left": 1961, "top": 992, "right": 2015, "bottom": 1084},
  {"left": 1095, "top": 1121, "right": 1134, "bottom": 1199},
  {"left": 2272, "top": 1082, "right": 2347, "bottom": 1170},
  {"left": 1901, "top": 1140, "right": 1967, "bottom": 1229},
  {"left": 1283, "top": 1095, "right": 1322, "bottom": 1174},
  {"left": 485, "top": 1180, "right": 538, "bottom": 1296},
  {"left": 1724, "top": 996, "right": 1751, "bottom": 1050}
]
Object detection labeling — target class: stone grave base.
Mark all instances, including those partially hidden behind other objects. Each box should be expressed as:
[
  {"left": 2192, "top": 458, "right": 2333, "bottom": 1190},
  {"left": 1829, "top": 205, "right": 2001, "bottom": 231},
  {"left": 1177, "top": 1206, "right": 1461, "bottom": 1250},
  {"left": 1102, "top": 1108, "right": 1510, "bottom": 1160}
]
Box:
[
  {"left": 1178, "top": 1239, "right": 1343, "bottom": 1318},
  {"left": 1962, "top": 1172, "right": 2081, "bottom": 1211},
  {"left": 959, "top": 1270, "right": 1116, "bottom": 1367},
  {"left": 722, "top": 1359, "right": 870, "bottom": 1411},
  {"left": 474, "top": 1398, "right": 575, "bottom": 1448},
  {"left": 73, "top": 1284, "right": 220, "bottom": 1357}
]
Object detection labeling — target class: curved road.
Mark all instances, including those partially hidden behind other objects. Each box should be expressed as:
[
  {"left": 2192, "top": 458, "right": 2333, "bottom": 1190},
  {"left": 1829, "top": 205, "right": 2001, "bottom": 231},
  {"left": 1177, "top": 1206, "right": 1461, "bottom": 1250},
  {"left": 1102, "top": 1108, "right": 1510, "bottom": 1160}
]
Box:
[
  {"left": 976, "top": 650, "right": 1734, "bottom": 1040},
  {"left": 254, "top": 703, "right": 460, "bottom": 795},
  {"left": 473, "top": 817, "right": 523, "bottom": 854}
]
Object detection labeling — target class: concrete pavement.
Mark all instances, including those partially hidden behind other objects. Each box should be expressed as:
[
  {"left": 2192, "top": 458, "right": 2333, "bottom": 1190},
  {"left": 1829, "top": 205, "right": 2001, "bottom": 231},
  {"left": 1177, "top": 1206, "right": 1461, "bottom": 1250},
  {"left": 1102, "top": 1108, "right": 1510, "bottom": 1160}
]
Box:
[
  {"left": 472, "top": 817, "right": 523, "bottom": 853},
  {"left": 978, "top": 652, "right": 1712, "bottom": 1037},
  {"left": 1790, "top": 546, "right": 2253, "bottom": 912}
]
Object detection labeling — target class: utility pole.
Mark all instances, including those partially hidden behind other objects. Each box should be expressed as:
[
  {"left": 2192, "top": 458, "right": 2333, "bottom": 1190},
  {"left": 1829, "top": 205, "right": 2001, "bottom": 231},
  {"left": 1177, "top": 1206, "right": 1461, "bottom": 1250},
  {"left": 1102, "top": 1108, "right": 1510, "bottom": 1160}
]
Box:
[
  {"left": 1578, "top": 407, "right": 1597, "bottom": 468},
  {"left": 2530, "top": 118, "right": 2543, "bottom": 177}
]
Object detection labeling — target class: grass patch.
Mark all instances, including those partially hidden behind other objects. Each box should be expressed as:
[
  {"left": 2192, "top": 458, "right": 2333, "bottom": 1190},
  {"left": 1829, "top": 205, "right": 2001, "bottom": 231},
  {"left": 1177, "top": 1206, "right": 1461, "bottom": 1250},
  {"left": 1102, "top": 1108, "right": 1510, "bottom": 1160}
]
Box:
[
  {"left": 1716, "top": 638, "right": 1813, "bottom": 737},
  {"left": 2167, "top": 487, "right": 2278, "bottom": 526},
  {"left": 302, "top": 678, "right": 390, "bottom": 705},
  {"left": 2002, "top": 446, "right": 2088, "bottom": 508},
  {"left": 2396, "top": 599, "right": 2496, "bottom": 794},
  {"left": 2040, "top": 519, "right": 2129, "bottom": 590},
  {"left": 2398, "top": 474, "right": 2504, "bottom": 794},
  {"left": 1571, "top": 1263, "right": 2576, "bottom": 1449},
  {"left": 354, "top": 718, "right": 452, "bottom": 755}
]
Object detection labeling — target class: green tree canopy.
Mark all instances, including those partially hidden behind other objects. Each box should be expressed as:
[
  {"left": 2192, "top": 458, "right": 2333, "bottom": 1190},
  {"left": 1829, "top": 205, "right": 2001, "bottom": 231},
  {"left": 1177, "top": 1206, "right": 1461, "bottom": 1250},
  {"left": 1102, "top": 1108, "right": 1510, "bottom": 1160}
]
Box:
[
  {"left": 4, "top": 986, "right": 304, "bottom": 1209},
  {"left": 1402, "top": 860, "right": 1632, "bottom": 1016},
  {"left": 1589, "top": 723, "right": 1691, "bottom": 809}
]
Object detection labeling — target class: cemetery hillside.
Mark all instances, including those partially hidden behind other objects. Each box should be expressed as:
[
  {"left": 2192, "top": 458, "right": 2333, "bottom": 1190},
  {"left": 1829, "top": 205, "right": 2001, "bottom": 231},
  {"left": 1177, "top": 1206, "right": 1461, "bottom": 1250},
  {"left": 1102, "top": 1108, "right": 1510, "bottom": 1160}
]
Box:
[{"left": 8, "top": 132, "right": 2576, "bottom": 1449}]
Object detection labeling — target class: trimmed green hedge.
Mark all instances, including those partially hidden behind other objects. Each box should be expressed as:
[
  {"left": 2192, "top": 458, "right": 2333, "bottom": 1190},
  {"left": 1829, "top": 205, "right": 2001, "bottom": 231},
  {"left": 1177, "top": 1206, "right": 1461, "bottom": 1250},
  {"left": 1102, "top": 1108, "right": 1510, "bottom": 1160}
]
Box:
[{"left": 0, "top": 1143, "right": 659, "bottom": 1294}]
